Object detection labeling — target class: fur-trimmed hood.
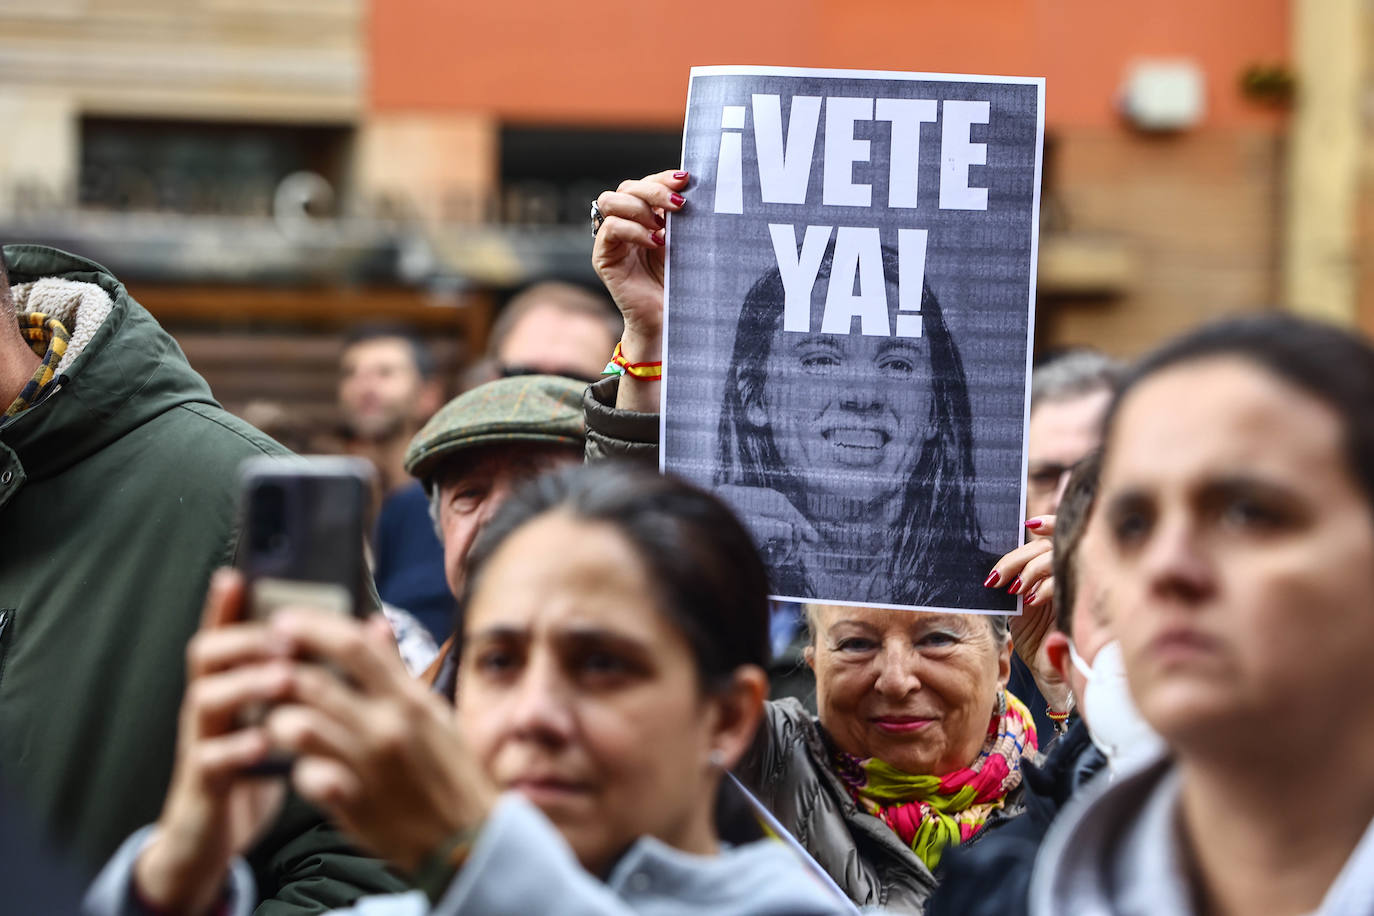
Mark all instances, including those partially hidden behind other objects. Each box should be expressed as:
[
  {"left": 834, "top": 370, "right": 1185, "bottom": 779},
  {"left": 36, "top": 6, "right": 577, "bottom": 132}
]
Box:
[{"left": 0, "top": 244, "right": 221, "bottom": 490}]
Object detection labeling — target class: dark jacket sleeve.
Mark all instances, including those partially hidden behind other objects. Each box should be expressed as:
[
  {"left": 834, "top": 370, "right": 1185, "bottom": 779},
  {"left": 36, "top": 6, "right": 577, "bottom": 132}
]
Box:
[
  {"left": 247, "top": 793, "right": 407, "bottom": 916},
  {"left": 583, "top": 376, "right": 660, "bottom": 465}
]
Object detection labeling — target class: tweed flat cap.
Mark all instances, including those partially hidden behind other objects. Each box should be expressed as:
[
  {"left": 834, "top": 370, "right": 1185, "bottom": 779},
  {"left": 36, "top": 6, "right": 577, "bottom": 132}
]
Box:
[{"left": 404, "top": 374, "right": 586, "bottom": 488}]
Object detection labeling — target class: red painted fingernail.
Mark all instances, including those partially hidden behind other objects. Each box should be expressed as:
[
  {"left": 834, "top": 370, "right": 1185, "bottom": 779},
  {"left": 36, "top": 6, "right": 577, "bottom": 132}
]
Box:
[
  {"left": 1008, "top": 576, "right": 1023, "bottom": 595},
  {"left": 655, "top": 213, "right": 665, "bottom": 228},
  {"left": 669, "top": 192, "right": 685, "bottom": 206},
  {"left": 1028, "top": 587, "right": 1039, "bottom": 604},
  {"left": 651, "top": 230, "right": 665, "bottom": 246},
  {"left": 983, "top": 571, "right": 1001, "bottom": 588},
  {"left": 673, "top": 171, "right": 689, "bottom": 180},
  {"left": 1025, "top": 518, "right": 1043, "bottom": 530}
]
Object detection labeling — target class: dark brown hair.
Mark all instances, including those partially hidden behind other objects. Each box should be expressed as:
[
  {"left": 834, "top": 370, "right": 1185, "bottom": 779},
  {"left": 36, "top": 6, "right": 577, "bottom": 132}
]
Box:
[
  {"left": 447, "top": 462, "right": 771, "bottom": 694},
  {"left": 1051, "top": 450, "right": 1103, "bottom": 635},
  {"left": 1104, "top": 315, "right": 1374, "bottom": 513},
  {"left": 342, "top": 324, "right": 437, "bottom": 380}
]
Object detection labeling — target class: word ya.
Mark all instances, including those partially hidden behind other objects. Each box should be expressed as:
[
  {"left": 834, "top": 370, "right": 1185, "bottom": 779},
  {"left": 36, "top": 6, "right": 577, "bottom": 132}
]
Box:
[
  {"left": 716, "top": 95, "right": 991, "bottom": 215},
  {"left": 773, "top": 224, "right": 928, "bottom": 338}
]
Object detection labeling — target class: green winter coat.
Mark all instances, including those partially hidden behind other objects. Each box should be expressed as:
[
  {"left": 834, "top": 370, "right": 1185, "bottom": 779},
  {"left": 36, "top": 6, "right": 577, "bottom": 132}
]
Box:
[{"left": 0, "top": 245, "right": 404, "bottom": 913}]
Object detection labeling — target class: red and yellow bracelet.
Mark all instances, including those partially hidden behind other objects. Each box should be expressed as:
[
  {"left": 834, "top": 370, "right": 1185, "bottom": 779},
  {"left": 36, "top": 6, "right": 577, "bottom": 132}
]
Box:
[{"left": 609, "top": 341, "right": 663, "bottom": 380}]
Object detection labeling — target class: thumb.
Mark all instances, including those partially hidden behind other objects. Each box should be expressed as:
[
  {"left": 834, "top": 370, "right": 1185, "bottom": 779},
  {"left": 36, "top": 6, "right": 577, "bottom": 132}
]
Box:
[{"left": 201, "top": 569, "right": 246, "bottom": 630}]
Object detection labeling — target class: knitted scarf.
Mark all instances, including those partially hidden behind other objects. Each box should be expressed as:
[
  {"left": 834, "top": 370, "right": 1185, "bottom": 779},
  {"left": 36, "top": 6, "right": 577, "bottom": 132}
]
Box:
[
  {"left": 5, "top": 313, "right": 70, "bottom": 418},
  {"left": 834, "top": 690, "right": 1037, "bottom": 870}
]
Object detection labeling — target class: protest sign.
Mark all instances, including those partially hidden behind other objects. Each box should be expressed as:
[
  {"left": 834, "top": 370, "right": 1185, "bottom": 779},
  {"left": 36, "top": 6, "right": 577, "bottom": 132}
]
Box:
[{"left": 661, "top": 65, "right": 1043, "bottom": 614}]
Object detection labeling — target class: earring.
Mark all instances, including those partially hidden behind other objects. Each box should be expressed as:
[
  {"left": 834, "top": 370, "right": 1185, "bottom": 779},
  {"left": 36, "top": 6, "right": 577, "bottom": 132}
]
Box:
[{"left": 707, "top": 749, "right": 726, "bottom": 769}]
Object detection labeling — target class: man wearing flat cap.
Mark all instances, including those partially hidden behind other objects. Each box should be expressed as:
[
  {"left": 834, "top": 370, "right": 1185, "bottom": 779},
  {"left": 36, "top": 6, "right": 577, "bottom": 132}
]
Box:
[{"left": 405, "top": 373, "right": 587, "bottom": 671}]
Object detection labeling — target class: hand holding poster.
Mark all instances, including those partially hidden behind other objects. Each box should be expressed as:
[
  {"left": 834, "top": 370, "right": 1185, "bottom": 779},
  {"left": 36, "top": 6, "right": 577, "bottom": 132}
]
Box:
[{"left": 661, "top": 66, "right": 1044, "bottom": 614}]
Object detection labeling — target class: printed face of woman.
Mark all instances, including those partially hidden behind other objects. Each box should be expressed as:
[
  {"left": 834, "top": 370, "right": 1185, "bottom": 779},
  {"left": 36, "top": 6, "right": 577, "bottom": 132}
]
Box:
[
  {"left": 807, "top": 605, "right": 1010, "bottom": 775},
  {"left": 747, "top": 322, "right": 934, "bottom": 507},
  {"left": 455, "top": 512, "right": 722, "bottom": 875},
  {"left": 1100, "top": 357, "right": 1374, "bottom": 756}
]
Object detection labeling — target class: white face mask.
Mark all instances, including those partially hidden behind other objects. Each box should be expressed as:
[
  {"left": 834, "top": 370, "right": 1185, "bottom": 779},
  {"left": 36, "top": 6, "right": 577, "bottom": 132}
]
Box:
[{"left": 1069, "top": 639, "right": 1167, "bottom": 774}]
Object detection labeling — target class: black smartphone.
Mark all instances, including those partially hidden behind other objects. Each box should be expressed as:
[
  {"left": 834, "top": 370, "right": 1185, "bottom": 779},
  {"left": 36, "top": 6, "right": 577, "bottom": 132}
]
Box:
[
  {"left": 237, "top": 455, "right": 374, "bottom": 625},
  {"left": 236, "top": 456, "right": 375, "bottom": 771}
]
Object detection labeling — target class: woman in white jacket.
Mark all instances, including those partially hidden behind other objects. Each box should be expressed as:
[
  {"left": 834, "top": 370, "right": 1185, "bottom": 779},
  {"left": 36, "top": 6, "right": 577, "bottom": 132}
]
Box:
[{"left": 1029, "top": 315, "right": 1374, "bottom": 916}]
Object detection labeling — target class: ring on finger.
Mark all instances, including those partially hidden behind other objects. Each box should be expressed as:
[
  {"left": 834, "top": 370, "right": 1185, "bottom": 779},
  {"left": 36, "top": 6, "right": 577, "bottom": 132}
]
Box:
[{"left": 590, "top": 200, "right": 605, "bottom": 236}]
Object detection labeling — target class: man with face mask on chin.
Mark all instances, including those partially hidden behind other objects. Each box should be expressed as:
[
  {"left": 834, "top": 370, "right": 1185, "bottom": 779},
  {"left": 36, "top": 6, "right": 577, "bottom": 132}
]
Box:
[
  {"left": 926, "top": 451, "right": 1163, "bottom": 916},
  {"left": 1041, "top": 452, "right": 1166, "bottom": 777}
]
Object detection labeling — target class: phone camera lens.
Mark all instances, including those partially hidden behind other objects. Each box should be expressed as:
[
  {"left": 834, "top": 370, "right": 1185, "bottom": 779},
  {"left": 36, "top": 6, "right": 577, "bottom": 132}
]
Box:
[{"left": 250, "top": 483, "right": 288, "bottom": 555}]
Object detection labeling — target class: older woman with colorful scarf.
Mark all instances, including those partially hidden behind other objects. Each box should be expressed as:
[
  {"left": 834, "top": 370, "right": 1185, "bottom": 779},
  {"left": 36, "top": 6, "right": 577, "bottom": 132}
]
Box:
[
  {"left": 587, "top": 169, "right": 1038, "bottom": 912},
  {"left": 729, "top": 604, "right": 1036, "bottom": 911}
]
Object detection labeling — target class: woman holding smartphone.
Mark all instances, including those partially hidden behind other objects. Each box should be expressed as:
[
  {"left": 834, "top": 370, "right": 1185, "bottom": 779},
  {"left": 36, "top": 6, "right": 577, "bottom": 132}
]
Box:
[{"left": 84, "top": 464, "right": 850, "bottom": 916}]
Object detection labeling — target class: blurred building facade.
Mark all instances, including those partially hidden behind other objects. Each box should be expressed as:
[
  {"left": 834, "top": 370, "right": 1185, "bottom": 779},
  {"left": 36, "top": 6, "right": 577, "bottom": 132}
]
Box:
[
  {"left": 367, "top": 0, "right": 1316, "bottom": 358},
  {"left": 0, "top": 0, "right": 484, "bottom": 431},
  {"left": 0, "top": 0, "right": 1368, "bottom": 393}
]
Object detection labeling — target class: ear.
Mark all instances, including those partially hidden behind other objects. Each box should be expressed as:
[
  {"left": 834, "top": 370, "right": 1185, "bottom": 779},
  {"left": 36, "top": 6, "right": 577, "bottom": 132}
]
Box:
[
  {"left": 707, "top": 665, "right": 769, "bottom": 772},
  {"left": 1043, "top": 631, "right": 1072, "bottom": 686},
  {"left": 803, "top": 644, "right": 816, "bottom": 672}
]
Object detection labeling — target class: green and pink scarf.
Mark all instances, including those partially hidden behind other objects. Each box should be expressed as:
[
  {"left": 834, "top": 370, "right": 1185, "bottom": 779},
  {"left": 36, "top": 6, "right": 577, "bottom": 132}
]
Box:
[{"left": 834, "top": 690, "right": 1037, "bottom": 870}]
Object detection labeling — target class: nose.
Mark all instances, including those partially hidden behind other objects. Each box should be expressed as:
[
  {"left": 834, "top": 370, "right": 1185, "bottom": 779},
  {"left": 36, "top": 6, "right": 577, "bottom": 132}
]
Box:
[
  {"left": 871, "top": 642, "right": 922, "bottom": 700},
  {"left": 839, "top": 382, "right": 885, "bottom": 414},
  {"left": 1138, "top": 514, "right": 1215, "bottom": 606},
  {"left": 506, "top": 651, "right": 576, "bottom": 749}
]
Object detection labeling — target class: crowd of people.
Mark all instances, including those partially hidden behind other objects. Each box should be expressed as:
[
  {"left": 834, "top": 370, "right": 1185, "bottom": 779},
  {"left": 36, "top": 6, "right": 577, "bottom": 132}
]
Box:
[{"left": 1, "top": 164, "right": 1373, "bottom": 916}]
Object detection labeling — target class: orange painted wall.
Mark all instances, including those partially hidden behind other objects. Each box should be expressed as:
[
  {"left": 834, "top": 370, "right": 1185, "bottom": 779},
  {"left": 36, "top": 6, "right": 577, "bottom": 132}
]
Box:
[{"left": 370, "top": 0, "right": 1288, "bottom": 129}]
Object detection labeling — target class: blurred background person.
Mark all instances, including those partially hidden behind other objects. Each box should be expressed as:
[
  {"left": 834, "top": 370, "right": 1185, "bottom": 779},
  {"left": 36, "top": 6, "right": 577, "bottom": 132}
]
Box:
[
  {"left": 338, "top": 325, "right": 453, "bottom": 641},
  {"left": 461, "top": 281, "right": 622, "bottom": 390},
  {"left": 1024, "top": 350, "right": 1121, "bottom": 521},
  {"left": 993, "top": 349, "right": 1123, "bottom": 742},
  {"left": 339, "top": 325, "right": 445, "bottom": 494}
]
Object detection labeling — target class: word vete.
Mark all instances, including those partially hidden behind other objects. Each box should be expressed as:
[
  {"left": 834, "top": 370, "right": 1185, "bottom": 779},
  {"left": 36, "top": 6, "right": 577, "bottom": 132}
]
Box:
[{"left": 712, "top": 93, "right": 992, "bottom": 338}]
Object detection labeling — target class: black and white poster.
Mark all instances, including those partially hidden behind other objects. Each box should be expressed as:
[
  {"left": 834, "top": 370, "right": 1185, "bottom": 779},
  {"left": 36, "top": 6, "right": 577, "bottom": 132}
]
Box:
[{"left": 661, "top": 66, "right": 1043, "bottom": 614}]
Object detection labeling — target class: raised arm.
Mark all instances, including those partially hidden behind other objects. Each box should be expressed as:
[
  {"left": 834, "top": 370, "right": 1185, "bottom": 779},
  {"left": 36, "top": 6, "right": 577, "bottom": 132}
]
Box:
[{"left": 591, "top": 169, "right": 688, "bottom": 414}]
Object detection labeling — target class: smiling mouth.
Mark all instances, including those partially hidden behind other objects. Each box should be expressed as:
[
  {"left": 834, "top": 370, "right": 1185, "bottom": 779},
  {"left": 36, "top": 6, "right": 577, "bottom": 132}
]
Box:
[
  {"left": 823, "top": 428, "right": 890, "bottom": 450},
  {"left": 870, "top": 715, "right": 936, "bottom": 734}
]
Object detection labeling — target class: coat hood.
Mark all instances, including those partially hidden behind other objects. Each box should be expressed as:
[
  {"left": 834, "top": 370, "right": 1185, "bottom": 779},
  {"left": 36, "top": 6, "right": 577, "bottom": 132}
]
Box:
[{"left": 0, "top": 244, "right": 220, "bottom": 485}]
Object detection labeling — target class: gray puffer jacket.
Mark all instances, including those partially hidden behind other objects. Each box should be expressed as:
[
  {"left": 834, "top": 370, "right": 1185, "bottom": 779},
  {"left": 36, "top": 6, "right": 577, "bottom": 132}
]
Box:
[{"left": 738, "top": 699, "right": 1025, "bottom": 915}]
